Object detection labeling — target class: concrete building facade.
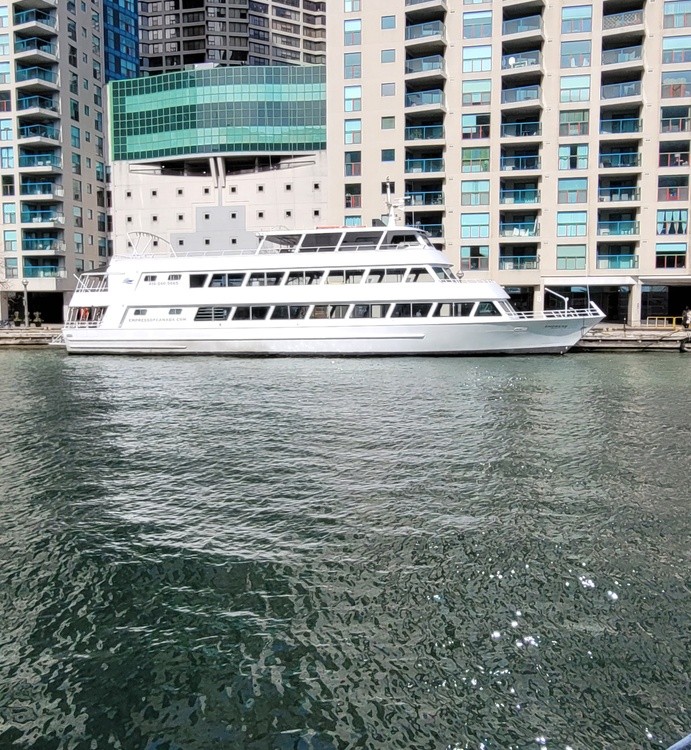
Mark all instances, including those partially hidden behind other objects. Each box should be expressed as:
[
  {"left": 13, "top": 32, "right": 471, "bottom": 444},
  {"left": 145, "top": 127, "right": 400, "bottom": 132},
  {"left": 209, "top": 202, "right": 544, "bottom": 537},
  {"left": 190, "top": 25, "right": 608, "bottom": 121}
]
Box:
[{"left": 326, "top": 0, "right": 691, "bottom": 323}]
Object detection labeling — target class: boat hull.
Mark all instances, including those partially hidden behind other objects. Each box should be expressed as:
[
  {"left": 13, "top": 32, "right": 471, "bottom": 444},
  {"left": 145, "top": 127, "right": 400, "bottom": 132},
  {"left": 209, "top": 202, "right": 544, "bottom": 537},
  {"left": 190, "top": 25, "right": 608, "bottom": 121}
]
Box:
[{"left": 62, "top": 317, "right": 601, "bottom": 356}]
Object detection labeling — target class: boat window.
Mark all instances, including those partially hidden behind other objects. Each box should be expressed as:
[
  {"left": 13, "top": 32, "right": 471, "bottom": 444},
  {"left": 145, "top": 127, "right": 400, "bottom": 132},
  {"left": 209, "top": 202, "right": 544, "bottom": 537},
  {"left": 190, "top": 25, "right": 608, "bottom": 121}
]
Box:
[
  {"left": 311, "top": 304, "right": 349, "bottom": 319},
  {"left": 249, "top": 271, "right": 284, "bottom": 286},
  {"left": 286, "top": 270, "right": 323, "bottom": 285},
  {"left": 413, "top": 303, "right": 433, "bottom": 317},
  {"left": 386, "top": 232, "right": 420, "bottom": 247},
  {"left": 326, "top": 269, "right": 365, "bottom": 284},
  {"left": 233, "top": 306, "right": 250, "bottom": 320},
  {"left": 251, "top": 306, "right": 269, "bottom": 320},
  {"left": 475, "top": 301, "right": 502, "bottom": 317},
  {"left": 351, "top": 304, "right": 370, "bottom": 319},
  {"left": 169, "top": 308, "right": 182, "bottom": 315},
  {"left": 190, "top": 274, "right": 208, "bottom": 288},
  {"left": 498, "top": 300, "right": 516, "bottom": 313},
  {"left": 228, "top": 273, "right": 245, "bottom": 287},
  {"left": 340, "top": 231, "right": 383, "bottom": 251},
  {"left": 143, "top": 275, "right": 157, "bottom": 282},
  {"left": 133, "top": 309, "right": 147, "bottom": 316},
  {"left": 301, "top": 232, "right": 340, "bottom": 252},
  {"left": 271, "top": 305, "right": 308, "bottom": 320},
  {"left": 366, "top": 268, "right": 406, "bottom": 283},
  {"left": 233, "top": 306, "right": 270, "bottom": 321},
  {"left": 194, "top": 306, "right": 230, "bottom": 321},
  {"left": 406, "top": 267, "right": 436, "bottom": 283},
  {"left": 432, "top": 266, "right": 447, "bottom": 280},
  {"left": 391, "top": 303, "right": 413, "bottom": 318},
  {"left": 168, "top": 274, "right": 181, "bottom": 282},
  {"left": 350, "top": 303, "right": 392, "bottom": 319},
  {"left": 433, "top": 302, "right": 475, "bottom": 317}
]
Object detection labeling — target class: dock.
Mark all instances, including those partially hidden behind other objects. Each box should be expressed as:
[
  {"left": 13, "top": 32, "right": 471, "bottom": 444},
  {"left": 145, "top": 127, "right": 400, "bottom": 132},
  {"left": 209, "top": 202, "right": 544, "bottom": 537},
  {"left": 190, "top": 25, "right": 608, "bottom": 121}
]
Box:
[
  {"left": 0, "top": 326, "right": 61, "bottom": 347},
  {"left": 575, "top": 323, "right": 691, "bottom": 352}
]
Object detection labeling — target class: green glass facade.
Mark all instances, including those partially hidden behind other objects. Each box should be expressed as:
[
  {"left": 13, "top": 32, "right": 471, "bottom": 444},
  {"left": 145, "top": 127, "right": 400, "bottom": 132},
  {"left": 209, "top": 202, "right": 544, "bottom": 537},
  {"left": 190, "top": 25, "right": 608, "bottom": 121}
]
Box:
[{"left": 109, "top": 66, "right": 326, "bottom": 161}]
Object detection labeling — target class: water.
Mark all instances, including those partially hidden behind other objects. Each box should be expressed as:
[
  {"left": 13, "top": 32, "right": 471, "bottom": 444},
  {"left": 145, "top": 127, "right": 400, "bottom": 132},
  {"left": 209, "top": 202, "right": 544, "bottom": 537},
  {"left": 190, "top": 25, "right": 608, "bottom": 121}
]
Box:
[{"left": 0, "top": 350, "right": 689, "bottom": 750}]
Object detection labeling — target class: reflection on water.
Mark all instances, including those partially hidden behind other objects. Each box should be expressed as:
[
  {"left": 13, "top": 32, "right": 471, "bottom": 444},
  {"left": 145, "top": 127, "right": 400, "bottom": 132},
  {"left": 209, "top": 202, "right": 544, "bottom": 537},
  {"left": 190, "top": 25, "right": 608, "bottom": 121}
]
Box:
[{"left": 0, "top": 351, "right": 689, "bottom": 749}]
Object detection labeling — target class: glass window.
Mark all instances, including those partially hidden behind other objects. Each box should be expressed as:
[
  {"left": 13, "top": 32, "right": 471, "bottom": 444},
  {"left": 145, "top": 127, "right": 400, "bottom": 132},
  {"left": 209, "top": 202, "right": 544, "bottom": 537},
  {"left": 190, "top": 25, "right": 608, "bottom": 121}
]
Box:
[
  {"left": 662, "top": 69, "right": 691, "bottom": 98},
  {"left": 381, "top": 82, "right": 395, "bottom": 96},
  {"left": 557, "top": 211, "right": 587, "bottom": 237},
  {"left": 381, "top": 16, "right": 395, "bottom": 29},
  {"left": 462, "top": 147, "right": 490, "bottom": 172},
  {"left": 463, "top": 45, "right": 492, "bottom": 73},
  {"left": 344, "top": 0, "right": 361, "bottom": 10},
  {"left": 344, "top": 119, "right": 362, "bottom": 144},
  {"left": 557, "top": 244, "right": 587, "bottom": 270},
  {"left": 561, "top": 40, "right": 591, "bottom": 68},
  {"left": 558, "top": 177, "right": 588, "bottom": 203},
  {"left": 463, "top": 10, "right": 492, "bottom": 38},
  {"left": 460, "top": 246, "right": 489, "bottom": 271},
  {"left": 561, "top": 5, "right": 592, "bottom": 34},
  {"left": 663, "top": 36, "right": 691, "bottom": 64},
  {"left": 344, "top": 19, "right": 361, "bottom": 45},
  {"left": 344, "top": 85, "right": 361, "bottom": 112},
  {"left": 381, "top": 149, "right": 395, "bottom": 162},
  {"left": 559, "top": 109, "right": 589, "bottom": 136},
  {"left": 664, "top": 0, "right": 691, "bottom": 29},
  {"left": 0, "top": 119, "right": 12, "bottom": 140},
  {"left": 2, "top": 202, "right": 15, "bottom": 224},
  {"left": 345, "top": 151, "right": 361, "bottom": 176},
  {"left": 381, "top": 49, "right": 395, "bottom": 63},
  {"left": 657, "top": 208, "right": 688, "bottom": 234},
  {"left": 461, "top": 213, "right": 490, "bottom": 238},
  {"left": 344, "top": 52, "right": 361, "bottom": 78},
  {"left": 462, "top": 113, "right": 490, "bottom": 139},
  {"left": 462, "top": 79, "right": 491, "bottom": 106},
  {"left": 461, "top": 180, "right": 490, "bottom": 205},
  {"left": 560, "top": 75, "right": 590, "bottom": 103},
  {"left": 381, "top": 116, "right": 395, "bottom": 129}
]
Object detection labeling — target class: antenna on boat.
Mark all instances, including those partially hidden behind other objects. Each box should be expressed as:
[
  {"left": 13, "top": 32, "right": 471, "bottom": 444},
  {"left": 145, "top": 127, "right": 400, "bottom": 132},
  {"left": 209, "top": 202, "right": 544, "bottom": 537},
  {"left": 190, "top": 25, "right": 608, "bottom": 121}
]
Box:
[{"left": 384, "top": 179, "right": 404, "bottom": 228}]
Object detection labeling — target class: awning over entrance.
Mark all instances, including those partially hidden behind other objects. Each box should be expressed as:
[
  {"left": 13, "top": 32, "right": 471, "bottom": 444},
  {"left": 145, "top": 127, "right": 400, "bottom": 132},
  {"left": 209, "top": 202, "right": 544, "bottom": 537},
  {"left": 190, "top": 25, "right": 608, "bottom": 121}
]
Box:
[
  {"left": 638, "top": 276, "right": 691, "bottom": 284},
  {"left": 543, "top": 276, "right": 637, "bottom": 286}
]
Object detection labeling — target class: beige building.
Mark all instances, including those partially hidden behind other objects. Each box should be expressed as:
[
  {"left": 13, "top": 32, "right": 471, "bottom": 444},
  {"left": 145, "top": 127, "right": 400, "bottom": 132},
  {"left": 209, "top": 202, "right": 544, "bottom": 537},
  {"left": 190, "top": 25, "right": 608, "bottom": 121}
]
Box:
[{"left": 326, "top": 0, "right": 691, "bottom": 323}]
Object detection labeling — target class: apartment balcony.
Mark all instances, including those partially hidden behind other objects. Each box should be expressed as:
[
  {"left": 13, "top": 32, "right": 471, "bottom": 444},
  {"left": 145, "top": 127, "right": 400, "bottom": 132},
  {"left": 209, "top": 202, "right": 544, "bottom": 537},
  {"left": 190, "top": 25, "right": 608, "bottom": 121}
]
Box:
[
  {"left": 599, "top": 117, "right": 642, "bottom": 135},
  {"left": 416, "top": 222, "right": 443, "bottom": 237},
  {"left": 404, "top": 89, "right": 446, "bottom": 114},
  {"left": 16, "top": 95, "right": 59, "bottom": 117},
  {"left": 18, "top": 151, "right": 61, "bottom": 169},
  {"left": 499, "top": 221, "right": 539, "bottom": 238},
  {"left": 404, "top": 157, "right": 445, "bottom": 174},
  {"left": 500, "top": 188, "right": 540, "bottom": 204},
  {"left": 599, "top": 151, "right": 641, "bottom": 168},
  {"left": 601, "top": 80, "right": 641, "bottom": 101},
  {"left": 22, "top": 238, "right": 65, "bottom": 253},
  {"left": 22, "top": 264, "right": 66, "bottom": 279},
  {"left": 502, "top": 14, "right": 543, "bottom": 41},
  {"left": 404, "top": 21, "right": 446, "bottom": 54},
  {"left": 498, "top": 254, "right": 540, "bottom": 270},
  {"left": 602, "top": 9, "right": 644, "bottom": 34},
  {"left": 20, "top": 208, "right": 64, "bottom": 226},
  {"left": 501, "top": 84, "right": 540, "bottom": 106},
  {"left": 598, "top": 186, "right": 641, "bottom": 202},
  {"left": 500, "top": 120, "right": 541, "bottom": 138},
  {"left": 14, "top": 37, "right": 58, "bottom": 64},
  {"left": 596, "top": 253, "right": 639, "bottom": 269},
  {"left": 13, "top": 8, "right": 56, "bottom": 32},
  {"left": 15, "top": 65, "right": 59, "bottom": 94},
  {"left": 20, "top": 181, "right": 63, "bottom": 199},
  {"left": 404, "top": 54, "right": 446, "bottom": 84},
  {"left": 17, "top": 123, "right": 59, "bottom": 143},
  {"left": 660, "top": 117, "right": 691, "bottom": 133},
  {"left": 659, "top": 151, "right": 690, "bottom": 168},
  {"left": 405, "top": 190, "right": 444, "bottom": 207},
  {"left": 597, "top": 220, "right": 640, "bottom": 236},
  {"left": 601, "top": 45, "right": 643, "bottom": 69},
  {"left": 404, "top": 124, "right": 444, "bottom": 142},
  {"left": 501, "top": 50, "right": 542, "bottom": 73},
  {"left": 500, "top": 154, "right": 541, "bottom": 171}
]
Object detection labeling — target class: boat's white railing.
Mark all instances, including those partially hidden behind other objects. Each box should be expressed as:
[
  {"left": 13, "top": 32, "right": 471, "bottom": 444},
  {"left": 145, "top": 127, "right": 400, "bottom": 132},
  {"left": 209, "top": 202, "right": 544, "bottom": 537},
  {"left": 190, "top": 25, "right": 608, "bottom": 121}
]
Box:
[
  {"left": 509, "top": 305, "right": 603, "bottom": 320},
  {"left": 74, "top": 274, "right": 108, "bottom": 293}
]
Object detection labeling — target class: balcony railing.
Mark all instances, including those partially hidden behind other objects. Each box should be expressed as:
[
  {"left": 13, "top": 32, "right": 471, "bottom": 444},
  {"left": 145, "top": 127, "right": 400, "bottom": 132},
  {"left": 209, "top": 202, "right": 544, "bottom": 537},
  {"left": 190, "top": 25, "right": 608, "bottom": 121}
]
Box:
[
  {"left": 18, "top": 125, "right": 59, "bottom": 141},
  {"left": 498, "top": 255, "right": 539, "bottom": 269},
  {"left": 20, "top": 182, "right": 63, "bottom": 196},
  {"left": 602, "top": 45, "right": 643, "bottom": 65},
  {"left": 598, "top": 186, "right": 640, "bottom": 201},
  {"left": 16, "top": 66, "right": 58, "bottom": 84},
  {"left": 500, "top": 188, "right": 540, "bottom": 204},
  {"left": 14, "top": 9, "right": 56, "bottom": 27},
  {"left": 405, "top": 89, "right": 444, "bottom": 107},
  {"left": 599, "top": 118, "right": 642, "bottom": 134},
  {"left": 18, "top": 153, "right": 61, "bottom": 167},
  {"left": 596, "top": 254, "right": 639, "bottom": 269},
  {"left": 502, "top": 15, "right": 542, "bottom": 35},
  {"left": 416, "top": 222, "right": 442, "bottom": 237},
  {"left": 405, "top": 124, "right": 444, "bottom": 140},
  {"left": 499, "top": 222, "right": 539, "bottom": 237},
  {"left": 501, "top": 50, "right": 541, "bottom": 69},
  {"left": 405, "top": 158, "right": 445, "bottom": 173},
  {"left": 660, "top": 117, "right": 691, "bottom": 133},
  {"left": 501, "top": 85, "right": 540, "bottom": 104},
  {"left": 17, "top": 95, "right": 58, "bottom": 112},
  {"left": 406, "top": 191, "right": 444, "bottom": 206},
  {"left": 20, "top": 210, "right": 64, "bottom": 223},
  {"left": 23, "top": 238, "right": 64, "bottom": 252},
  {"left": 22, "top": 265, "right": 66, "bottom": 278},
  {"left": 599, "top": 152, "right": 641, "bottom": 168},
  {"left": 500, "top": 155, "right": 540, "bottom": 170},
  {"left": 601, "top": 80, "right": 641, "bottom": 99},
  {"left": 405, "top": 21, "right": 445, "bottom": 41},
  {"left": 597, "top": 220, "right": 640, "bottom": 235},
  {"left": 14, "top": 38, "right": 57, "bottom": 56},
  {"left": 659, "top": 152, "right": 690, "bottom": 167},
  {"left": 405, "top": 55, "right": 445, "bottom": 75},
  {"left": 500, "top": 121, "right": 541, "bottom": 137},
  {"left": 658, "top": 186, "right": 689, "bottom": 200},
  {"left": 602, "top": 10, "right": 644, "bottom": 30}
]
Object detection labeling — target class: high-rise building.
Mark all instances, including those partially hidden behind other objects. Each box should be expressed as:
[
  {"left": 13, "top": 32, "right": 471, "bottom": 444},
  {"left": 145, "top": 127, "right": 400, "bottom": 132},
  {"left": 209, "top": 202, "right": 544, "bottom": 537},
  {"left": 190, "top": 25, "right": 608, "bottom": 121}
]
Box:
[
  {"left": 138, "top": 0, "right": 326, "bottom": 76},
  {"left": 0, "top": 0, "right": 138, "bottom": 324},
  {"left": 326, "top": 0, "right": 691, "bottom": 323}
]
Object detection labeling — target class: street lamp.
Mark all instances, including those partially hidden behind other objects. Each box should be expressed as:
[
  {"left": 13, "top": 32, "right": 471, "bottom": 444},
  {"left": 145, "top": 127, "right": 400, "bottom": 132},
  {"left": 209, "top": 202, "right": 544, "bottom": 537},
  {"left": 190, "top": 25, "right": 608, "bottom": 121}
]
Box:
[{"left": 21, "top": 279, "right": 28, "bottom": 327}]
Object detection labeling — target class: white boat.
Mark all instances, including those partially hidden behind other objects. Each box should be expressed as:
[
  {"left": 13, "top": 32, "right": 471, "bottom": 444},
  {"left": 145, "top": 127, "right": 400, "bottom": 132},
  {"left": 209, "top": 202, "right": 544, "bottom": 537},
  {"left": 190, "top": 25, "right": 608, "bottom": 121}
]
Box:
[{"left": 61, "top": 215, "right": 603, "bottom": 356}]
